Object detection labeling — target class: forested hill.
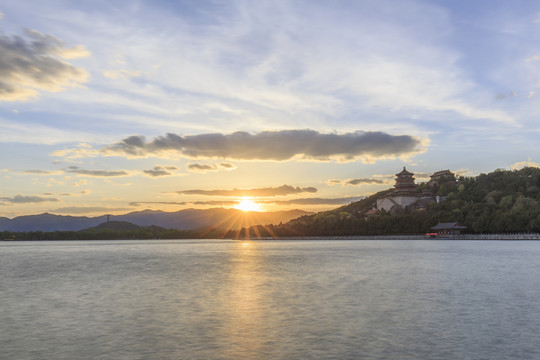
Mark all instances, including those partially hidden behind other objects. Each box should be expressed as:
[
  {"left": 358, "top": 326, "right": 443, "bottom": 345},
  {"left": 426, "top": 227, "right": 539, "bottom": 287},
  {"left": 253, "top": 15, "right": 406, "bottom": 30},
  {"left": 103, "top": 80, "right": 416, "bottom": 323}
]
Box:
[{"left": 250, "top": 167, "right": 540, "bottom": 237}]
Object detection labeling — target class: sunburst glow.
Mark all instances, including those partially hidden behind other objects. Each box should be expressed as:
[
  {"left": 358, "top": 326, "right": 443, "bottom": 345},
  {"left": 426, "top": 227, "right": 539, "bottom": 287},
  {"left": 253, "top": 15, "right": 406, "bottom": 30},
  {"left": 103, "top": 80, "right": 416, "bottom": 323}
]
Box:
[{"left": 235, "top": 197, "right": 263, "bottom": 212}]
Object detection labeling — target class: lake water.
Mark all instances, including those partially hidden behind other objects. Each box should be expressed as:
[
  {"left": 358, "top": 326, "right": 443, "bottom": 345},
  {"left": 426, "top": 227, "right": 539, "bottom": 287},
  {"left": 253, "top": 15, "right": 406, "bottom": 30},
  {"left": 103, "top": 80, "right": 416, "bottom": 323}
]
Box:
[{"left": 1, "top": 239, "right": 540, "bottom": 360}]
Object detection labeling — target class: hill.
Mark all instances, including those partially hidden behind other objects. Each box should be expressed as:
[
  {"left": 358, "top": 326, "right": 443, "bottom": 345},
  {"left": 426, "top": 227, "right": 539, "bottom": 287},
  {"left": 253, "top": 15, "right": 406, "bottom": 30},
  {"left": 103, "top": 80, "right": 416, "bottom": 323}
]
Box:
[
  {"left": 0, "top": 213, "right": 107, "bottom": 232},
  {"left": 246, "top": 167, "right": 540, "bottom": 237}
]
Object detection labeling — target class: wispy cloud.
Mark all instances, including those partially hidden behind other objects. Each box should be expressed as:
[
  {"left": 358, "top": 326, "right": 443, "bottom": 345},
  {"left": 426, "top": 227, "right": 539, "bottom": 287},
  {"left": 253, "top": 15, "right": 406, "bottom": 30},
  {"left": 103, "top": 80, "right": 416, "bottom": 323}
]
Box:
[
  {"left": 23, "top": 170, "right": 56, "bottom": 175},
  {"left": 187, "top": 163, "right": 218, "bottom": 173},
  {"left": 51, "top": 143, "right": 100, "bottom": 159},
  {"left": 103, "top": 69, "right": 141, "bottom": 79},
  {"left": 328, "top": 178, "right": 388, "bottom": 186},
  {"left": 327, "top": 171, "right": 436, "bottom": 186},
  {"left": 220, "top": 162, "right": 236, "bottom": 169},
  {"left": 0, "top": 28, "right": 89, "bottom": 101},
  {"left": 0, "top": 169, "right": 60, "bottom": 175},
  {"left": 65, "top": 166, "right": 129, "bottom": 177},
  {"left": 262, "top": 197, "right": 365, "bottom": 205},
  {"left": 187, "top": 162, "right": 237, "bottom": 173},
  {"left": 326, "top": 179, "right": 340, "bottom": 185},
  {"left": 326, "top": 176, "right": 393, "bottom": 186},
  {"left": 87, "top": 0, "right": 514, "bottom": 127},
  {"left": 346, "top": 178, "right": 387, "bottom": 186},
  {"left": 0, "top": 194, "right": 59, "bottom": 204},
  {"left": 176, "top": 184, "right": 317, "bottom": 197},
  {"left": 142, "top": 165, "right": 178, "bottom": 177},
  {"left": 103, "top": 130, "right": 423, "bottom": 162},
  {"left": 0, "top": 120, "right": 98, "bottom": 145}
]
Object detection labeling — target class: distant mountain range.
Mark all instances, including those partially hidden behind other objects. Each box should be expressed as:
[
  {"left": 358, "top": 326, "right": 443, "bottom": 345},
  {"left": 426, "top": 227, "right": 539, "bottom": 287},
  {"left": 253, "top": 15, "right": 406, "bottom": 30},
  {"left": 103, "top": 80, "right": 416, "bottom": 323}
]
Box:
[{"left": 0, "top": 208, "right": 311, "bottom": 232}]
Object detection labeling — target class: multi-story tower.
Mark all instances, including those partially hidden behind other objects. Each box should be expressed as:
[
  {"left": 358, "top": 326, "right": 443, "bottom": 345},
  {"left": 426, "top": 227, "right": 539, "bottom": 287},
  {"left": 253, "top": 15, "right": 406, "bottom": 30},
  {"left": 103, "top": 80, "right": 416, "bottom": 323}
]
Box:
[
  {"left": 376, "top": 167, "right": 420, "bottom": 212},
  {"left": 393, "top": 167, "right": 417, "bottom": 195}
]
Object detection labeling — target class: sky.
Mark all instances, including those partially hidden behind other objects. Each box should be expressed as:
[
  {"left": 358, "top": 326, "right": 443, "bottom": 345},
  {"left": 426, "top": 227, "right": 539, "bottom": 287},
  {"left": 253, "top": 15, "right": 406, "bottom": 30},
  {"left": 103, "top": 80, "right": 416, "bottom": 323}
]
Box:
[{"left": 1, "top": 0, "right": 540, "bottom": 218}]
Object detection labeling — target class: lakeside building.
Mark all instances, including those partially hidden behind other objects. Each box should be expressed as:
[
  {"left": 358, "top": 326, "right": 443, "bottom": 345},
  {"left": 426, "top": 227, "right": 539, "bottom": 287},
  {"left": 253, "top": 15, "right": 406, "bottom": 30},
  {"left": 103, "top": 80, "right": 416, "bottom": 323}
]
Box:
[
  {"left": 431, "top": 222, "right": 467, "bottom": 238},
  {"left": 376, "top": 167, "right": 456, "bottom": 213}
]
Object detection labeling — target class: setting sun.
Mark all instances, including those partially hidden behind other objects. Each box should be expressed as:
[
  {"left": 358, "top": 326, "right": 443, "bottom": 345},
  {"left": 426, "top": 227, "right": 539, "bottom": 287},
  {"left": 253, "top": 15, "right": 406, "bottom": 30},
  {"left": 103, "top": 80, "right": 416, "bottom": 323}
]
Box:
[{"left": 235, "top": 197, "right": 263, "bottom": 212}]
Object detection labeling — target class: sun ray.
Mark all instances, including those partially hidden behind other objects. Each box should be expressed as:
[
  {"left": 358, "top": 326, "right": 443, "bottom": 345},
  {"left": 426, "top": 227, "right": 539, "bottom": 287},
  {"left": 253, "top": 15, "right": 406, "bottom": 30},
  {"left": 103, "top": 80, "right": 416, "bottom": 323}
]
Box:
[
  {"left": 263, "top": 224, "right": 279, "bottom": 239},
  {"left": 252, "top": 224, "right": 262, "bottom": 240}
]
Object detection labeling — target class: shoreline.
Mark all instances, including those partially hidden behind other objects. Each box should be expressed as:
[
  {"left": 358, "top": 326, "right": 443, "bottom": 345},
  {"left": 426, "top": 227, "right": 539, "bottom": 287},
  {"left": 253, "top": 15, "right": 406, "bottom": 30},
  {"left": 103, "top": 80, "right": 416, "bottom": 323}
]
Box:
[{"left": 4, "top": 234, "right": 540, "bottom": 241}]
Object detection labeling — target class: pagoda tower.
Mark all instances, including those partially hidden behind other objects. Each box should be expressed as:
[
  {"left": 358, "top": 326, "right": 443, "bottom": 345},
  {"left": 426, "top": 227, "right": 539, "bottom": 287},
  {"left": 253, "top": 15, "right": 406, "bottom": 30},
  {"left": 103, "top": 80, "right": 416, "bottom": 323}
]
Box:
[
  {"left": 393, "top": 167, "right": 417, "bottom": 195},
  {"left": 376, "top": 167, "right": 421, "bottom": 212}
]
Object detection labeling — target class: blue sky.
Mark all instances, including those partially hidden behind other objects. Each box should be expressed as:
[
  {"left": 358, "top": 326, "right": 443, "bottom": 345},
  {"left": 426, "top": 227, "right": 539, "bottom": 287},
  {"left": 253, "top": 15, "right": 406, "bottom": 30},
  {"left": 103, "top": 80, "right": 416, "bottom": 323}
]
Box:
[{"left": 1, "top": 0, "right": 540, "bottom": 217}]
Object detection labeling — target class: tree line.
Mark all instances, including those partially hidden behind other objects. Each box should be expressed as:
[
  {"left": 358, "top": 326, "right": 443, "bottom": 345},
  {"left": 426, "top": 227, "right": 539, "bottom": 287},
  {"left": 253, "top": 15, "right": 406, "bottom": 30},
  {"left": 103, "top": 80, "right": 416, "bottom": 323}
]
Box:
[{"left": 1, "top": 226, "right": 229, "bottom": 241}]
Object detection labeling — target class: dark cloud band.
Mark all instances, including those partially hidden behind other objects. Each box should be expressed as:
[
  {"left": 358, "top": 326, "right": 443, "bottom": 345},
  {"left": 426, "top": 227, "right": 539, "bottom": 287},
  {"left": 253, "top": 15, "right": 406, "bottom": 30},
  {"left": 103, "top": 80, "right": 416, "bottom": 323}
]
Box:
[
  {"left": 104, "top": 129, "right": 421, "bottom": 161},
  {"left": 0, "top": 194, "right": 59, "bottom": 204},
  {"left": 187, "top": 162, "right": 236, "bottom": 173},
  {"left": 263, "top": 197, "right": 365, "bottom": 205},
  {"left": 176, "top": 184, "right": 317, "bottom": 197},
  {"left": 142, "top": 165, "right": 177, "bottom": 177},
  {"left": 66, "top": 166, "right": 128, "bottom": 177},
  {"left": 345, "top": 178, "right": 386, "bottom": 185}
]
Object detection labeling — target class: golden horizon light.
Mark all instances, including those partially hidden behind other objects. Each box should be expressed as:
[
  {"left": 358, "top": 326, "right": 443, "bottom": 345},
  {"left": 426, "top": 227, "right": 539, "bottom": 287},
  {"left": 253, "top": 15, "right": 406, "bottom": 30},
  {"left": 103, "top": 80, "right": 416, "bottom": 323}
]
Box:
[{"left": 234, "top": 197, "right": 264, "bottom": 212}]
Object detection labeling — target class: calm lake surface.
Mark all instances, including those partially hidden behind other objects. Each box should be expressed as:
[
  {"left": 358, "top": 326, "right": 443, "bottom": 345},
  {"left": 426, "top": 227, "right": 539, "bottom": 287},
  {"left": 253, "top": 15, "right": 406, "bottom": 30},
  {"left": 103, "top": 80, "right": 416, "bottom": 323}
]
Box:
[{"left": 1, "top": 239, "right": 540, "bottom": 360}]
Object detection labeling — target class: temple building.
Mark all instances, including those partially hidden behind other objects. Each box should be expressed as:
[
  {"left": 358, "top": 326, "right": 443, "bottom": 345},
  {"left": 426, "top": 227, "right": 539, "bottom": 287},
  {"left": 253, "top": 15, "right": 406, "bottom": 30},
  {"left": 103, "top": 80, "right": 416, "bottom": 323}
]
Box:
[
  {"left": 374, "top": 167, "right": 456, "bottom": 213},
  {"left": 376, "top": 167, "right": 422, "bottom": 212},
  {"left": 429, "top": 170, "right": 456, "bottom": 187}
]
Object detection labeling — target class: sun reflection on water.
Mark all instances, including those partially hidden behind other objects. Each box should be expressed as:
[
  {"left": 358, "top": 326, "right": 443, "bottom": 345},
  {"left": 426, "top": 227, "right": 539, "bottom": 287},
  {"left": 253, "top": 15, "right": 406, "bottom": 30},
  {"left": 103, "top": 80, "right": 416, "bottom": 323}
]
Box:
[{"left": 220, "top": 241, "right": 267, "bottom": 358}]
